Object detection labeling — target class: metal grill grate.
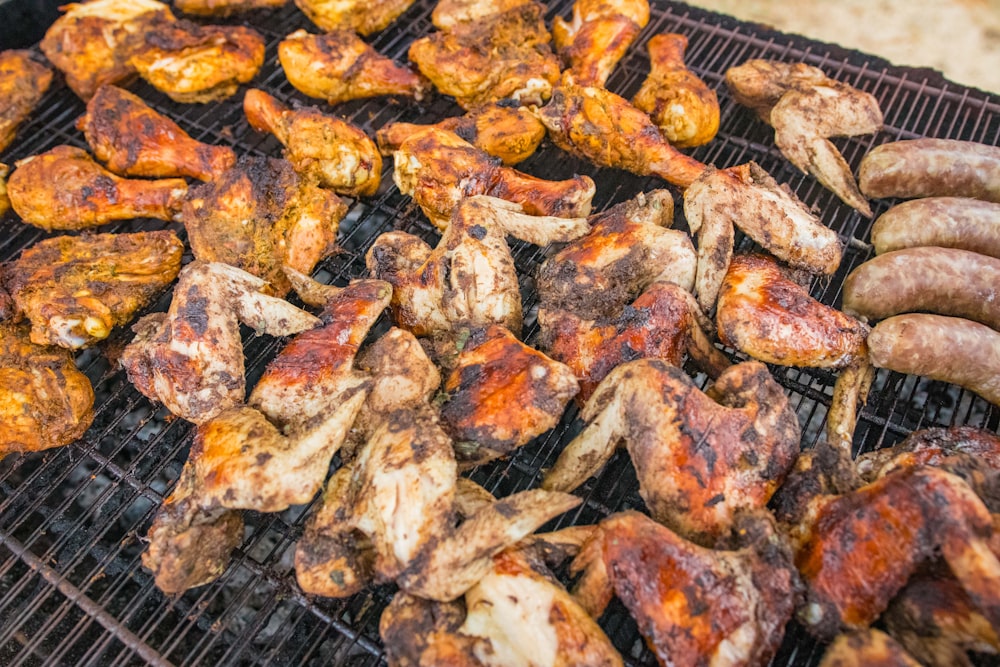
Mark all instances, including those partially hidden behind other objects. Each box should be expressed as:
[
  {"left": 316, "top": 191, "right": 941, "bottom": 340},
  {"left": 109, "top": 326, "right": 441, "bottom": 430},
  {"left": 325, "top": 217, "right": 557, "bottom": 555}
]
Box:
[{"left": 1, "top": 1, "right": 999, "bottom": 665}]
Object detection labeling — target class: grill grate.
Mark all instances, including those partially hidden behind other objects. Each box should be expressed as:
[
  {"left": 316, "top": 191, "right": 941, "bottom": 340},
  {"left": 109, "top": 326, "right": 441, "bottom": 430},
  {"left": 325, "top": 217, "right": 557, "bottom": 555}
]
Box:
[{"left": 2, "top": 1, "right": 999, "bottom": 665}]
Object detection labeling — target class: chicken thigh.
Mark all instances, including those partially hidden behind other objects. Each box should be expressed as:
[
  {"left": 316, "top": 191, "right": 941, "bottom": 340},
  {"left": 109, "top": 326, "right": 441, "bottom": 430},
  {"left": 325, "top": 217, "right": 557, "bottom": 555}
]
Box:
[
  {"left": 294, "top": 0, "right": 415, "bottom": 34},
  {"left": 0, "top": 50, "right": 53, "bottom": 153},
  {"left": 174, "top": 0, "right": 287, "bottom": 15}
]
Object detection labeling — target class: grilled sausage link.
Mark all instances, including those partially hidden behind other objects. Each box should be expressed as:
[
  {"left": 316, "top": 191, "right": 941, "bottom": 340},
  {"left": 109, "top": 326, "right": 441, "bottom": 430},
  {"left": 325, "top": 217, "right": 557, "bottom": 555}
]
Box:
[
  {"left": 868, "top": 314, "right": 1000, "bottom": 406},
  {"left": 858, "top": 138, "right": 1000, "bottom": 203},
  {"left": 842, "top": 247, "right": 1000, "bottom": 330},
  {"left": 871, "top": 197, "right": 1000, "bottom": 259}
]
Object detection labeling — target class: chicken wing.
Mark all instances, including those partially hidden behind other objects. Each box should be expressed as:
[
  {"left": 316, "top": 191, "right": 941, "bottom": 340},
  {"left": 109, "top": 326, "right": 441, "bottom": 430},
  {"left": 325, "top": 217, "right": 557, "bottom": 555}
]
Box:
[
  {"left": 243, "top": 89, "right": 382, "bottom": 197},
  {"left": 129, "top": 17, "right": 265, "bottom": 103},
  {"left": 181, "top": 156, "right": 346, "bottom": 296},
  {"left": 376, "top": 103, "right": 546, "bottom": 166},
  {"left": 7, "top": 146, "right": 188, "bottom": 231},
  {"left": 295, "top": 0, "right": 415, "bottom": 34},
  {"left": 409, "top": 1, "right": 560, "bottom": 110},
  {"left": 5, "top": 231, "right": 183, "bottom": 349},
  {"left": 536, "top": 81, "right": 707, "bottom": 188},
  {"left": 0, "top": 50, "right": 53, "bottom": 153},
  {"left": 818, "top": 629, "right": 922, "bottom": 667},
  {"left": 570, "top": 511, "right": 799, "bottom": 667},
  {"left": 174, "top": 0, "right": 287, "bottom": 15},
  {"left": 78, "top": 84, "right": 236, "bottom": 181},
  {"left": 632, "top": 33, "right": 720, "bottom": 148},
  {"left": 0, "top": 321, "right": 94, "bottom": 458},
  {"left": 552, "top": 0, "right": 649, "bottom": 87},
  {"left": 279, "top": 29, "right": 426, "bottom": 106},
  {"left": 726, "top": 59, "right": 882, "bottom": 216},
  {"left": 544, "top": 359, "right": 800, "bottom": 543},
  {"left": 391, "top": 127, "right": 595, "bottom": 229},
  {"left": 39, "top": 0, "right": 174, "bottom": 100}
]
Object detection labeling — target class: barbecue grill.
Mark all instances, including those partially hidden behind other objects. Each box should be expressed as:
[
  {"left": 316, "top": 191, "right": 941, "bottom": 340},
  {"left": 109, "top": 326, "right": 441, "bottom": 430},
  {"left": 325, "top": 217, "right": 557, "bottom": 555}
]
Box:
[{"left": 1, "top": 1, "right": 999, "bottom": 665}]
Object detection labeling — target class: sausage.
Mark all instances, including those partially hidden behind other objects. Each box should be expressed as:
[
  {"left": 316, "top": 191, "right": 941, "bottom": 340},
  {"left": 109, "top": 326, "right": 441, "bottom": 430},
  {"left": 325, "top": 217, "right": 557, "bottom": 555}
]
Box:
[
  {"left": 871, "top": 197, "right": 1000, "bottom": 259},
  {"left": 842, "top": 247, "right": 1000, "bottom": 330},
  {"left": 868, "top": 314, "right": 1000, "bottom": 406},
  {"left": 858, "top": 138, "right": 1000, "bottom": 202}
]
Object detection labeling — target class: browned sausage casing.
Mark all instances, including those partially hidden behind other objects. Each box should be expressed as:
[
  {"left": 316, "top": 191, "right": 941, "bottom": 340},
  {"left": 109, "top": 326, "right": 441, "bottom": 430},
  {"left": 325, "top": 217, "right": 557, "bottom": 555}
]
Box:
[
  {"left": 858, "top": 138, "right": 1000, "bottom": 202},
  {"left": 871, "top": 197, "right": 1000, "bottom": 259}
]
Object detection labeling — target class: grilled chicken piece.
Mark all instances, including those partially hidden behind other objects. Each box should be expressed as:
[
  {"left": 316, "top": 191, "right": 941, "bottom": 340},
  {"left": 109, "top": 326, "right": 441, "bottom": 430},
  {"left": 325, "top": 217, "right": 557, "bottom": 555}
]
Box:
[
  {"left": 366, "top": 195, "right": 588, "bottom": 348},
  {"left": 0, "top": 322, "right": 94, "bottom": 458},
  {"left": 536, "top": 81, "right": 708, "bottom": 188},
  {"left": 39, "top": 0, "right": 174, "bottom": 100},
  {"left": 392, "top": 127, "right": 595, "bottom": 229},
  {"left": 279, "top": 29, "right": 426, "bottom": 106},
  {"left": 243, "top": 89, "right": 382, "bottom": 197},
  {"left": 121, "top": 262, "right": 321, "bottom": 425},
  {"left": 409, "top": 1, "right": 560, "bottom": 110},
  {"left": 78, "top": 84, "right": 236, "bottom": 181},
  {"left": 545, "top": 359, "right": 800, "bottom": 543},
  {"left": 174, "top": 0, "right": 287, "bottom": 15},
  {"left": 819, "top": 629, "right": 922, "bottom": 667},
  {"left": 295, "top": 0, "right": 415, "bottom": 34},
  {"left": 632, "top": 34, "right": 720, "bottom": 148},
  {"left": 552, "top": 0, "right": 649, "bottom": 87},
  {"left": 0, "top": 164, "right": 9, "bottom": 218},
  {"left": 571, "top": 511, "right": 800, "bottom": 667},
  {"left": 726, "top": 59, "right": 882, "bottom": 217},
  {"left": 6, "top": 231, "right": 183, "bottom": 349},
  {"left": 440, "top": 325, "right": 578, "bottom": 466},
  {"left": 181, "top": 157, "right": 346, "bottom": 297},
  {"left": 7, "top": 146, "right": 187, "bottom": 231},
  {"left": 0, "top": 50, "right": 53, "bottom": 153},
  {"left": 684, "top": 162, "right": 843, "bottom": 311},
  {"left": 431, "top": 0, "right": 533, "bottom": 29},
  {"left": 377, "top": 103, "right": 546, "bottom": 166}
]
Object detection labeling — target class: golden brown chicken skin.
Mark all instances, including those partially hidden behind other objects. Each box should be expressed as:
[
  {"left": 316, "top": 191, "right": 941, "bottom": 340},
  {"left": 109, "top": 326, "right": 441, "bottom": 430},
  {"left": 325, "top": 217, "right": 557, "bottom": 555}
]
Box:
[
  {"left": 0, "top": 50, "right": 53, "bottom": 153},
  {"left": 7, "top": 146, "right": 188, "bottom": 231},
  {"left": 0, "top": 163, "right": 10, "bottom": 218},
  {"left": 632, "top": 33, "right": 720, "bottom": 148},
  {"left": 819, "top": 629, "right": 922, "bottom": 667},
  {"left": 295, "top": 0, "right": 415, "bottom": 34},
  {"left": 243, "top": 89, "right": 382, "bottom": 197},
  {"left": 174, "top": 0, "right": 287, "bottom": 16},
  {"left": 279, "top": 29, "right": 426, "bottom": 106},
  {"left": 552, "top": 0, "right": 649, "bottom": 87},
  {"left": 0, "top": 321, "right": 94, "bottom": 458},
  {"left": 78, "top": 85, "right": 236, "bottom": 181},
  {"left": 5, "top": 231, "right": 183, "bottom": 349},
  {"left": 430, "top": 0, "right": 532, "bottom": 30}
]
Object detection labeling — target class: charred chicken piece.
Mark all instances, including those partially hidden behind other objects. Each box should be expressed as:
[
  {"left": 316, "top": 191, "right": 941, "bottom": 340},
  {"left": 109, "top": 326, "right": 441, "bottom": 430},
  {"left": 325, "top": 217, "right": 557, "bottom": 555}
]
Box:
[
  {"left": 6, "top": 231, "right": 183, "bottom": 349},
  {"left": 571, "top": 511, "right": 799, "bottom": 667},
  {"left": 181, "top": 157, "right": 346, "bottom": 296},
  {"left": 7, "top": 146, "right": 188, "bottom": 231},
  {"left": 392, "top": 127, "right": 595, "bottom": 229},
  {"left": 632, "top": 33, "right": 720, "bottom": 148},
  {"left": 279, "top": 29, "right": 426, "bottom": 106},
  {"left": 0, "top": 321, "right": 94, "bottom": 458},
  {"left": 544, "top": 359, "right": 800, "bottom": 543},
  {"left": 39, "top": 0, "right": 174, "bottom": 100},
  {"left": 78, "top": 84, "right": 236, "bottom": 181},
  {"left": 376, "top": 103, "right": 546, "bottom": 166},
  {"left": 0, "top": 50, "right": 53, "bottom": 153},
  {"left": 684, "top": 162, "right": 843, "bottom": 311},
  {"left": 726, "top": 59, "right": 882, "bottom": 217},
  {"left": 294, "top": 0, "right": 415, "bottom": 34},
  {"left": 121, "top": 261, "right": 320, "bottom": 425},
  {"left": 440, "top": 325, "right": 579, "bottom": 466},
  {"left": 552, "top": 0, "right": 649, "bottom": 87},
  {"left": 536, "top": 81, "right": 708, "bottom": 188},
  {"left": 243, "top": 89, "right": 382, "bottom": 197},
  {"left": 174, "top": 0, "right": 288, "bottom": 15},
  {"left": 818, "top": 629, "right": 922, "bottom": 667},
  {"left": 430, "top": 0, "right": 533, "bottom": 30},
  {"left": 409, "top": 1, "right": 560, "bottom": 110}
]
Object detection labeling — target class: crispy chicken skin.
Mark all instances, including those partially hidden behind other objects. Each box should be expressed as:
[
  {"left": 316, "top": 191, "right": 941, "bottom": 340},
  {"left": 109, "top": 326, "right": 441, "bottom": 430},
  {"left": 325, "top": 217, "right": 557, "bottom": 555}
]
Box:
[
  {"left": 409, "top": 1, "right": 560, "bottom": 110},
  {"left": 79, "top": 85, "right": 236, "bottom": 181},
  {"left": 392, "top": 127, "right": 595, "bottom": 229},
  {"left": 7, "top": 146, "right": 188, "bottom": 231},
  {"left": 243, "top": 89, "right": 382, "bottom": 197},
  {"left": 294, "top": 0, "right": 415, "bottom": 34},
  {"left": 632, "top": 33, "right": 720, "bottom": 148},
  {"left": 572, "top": 512, "right": 799, "bottom": 667},
  {"left": 552, "top": 0, "right": 649, "bottom": 87},
  {"left": 376, "top": 103, "right": 546, "bottom": 166},
  {"left": 430, "top": 0, "right": 533, "bottom": 30},
  {"left": 0, "top": 322, "right": 94, "bottom": 458},
  {"left": 725, "top": 59, "right": 882, "bottom": 216},
  {"left": 279, "top": 29, "right": 426, "bottom": 106},
  {"left": 818, "top": 629, "right": 922, "bottom": 667},
  {"left": 536, "top": 81, "right": 708, "bottom": 188},
  {"left": 181, "top": 157, "right": 346, "bottom": 296},
  {"left": 40, "top": 0, "right": 174, "bottom": 100},
  {"left": 174, "top": 0, "right": 287, "bottom": 15},
  {"left": 545, "top": 359, "right": 800, "bottom": 543},
  {"left": 0, "top": 50, "right": 53, "bottom": 153},
  {"left": 6, "top": 231, "right": 183, "bottom": 350}
]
